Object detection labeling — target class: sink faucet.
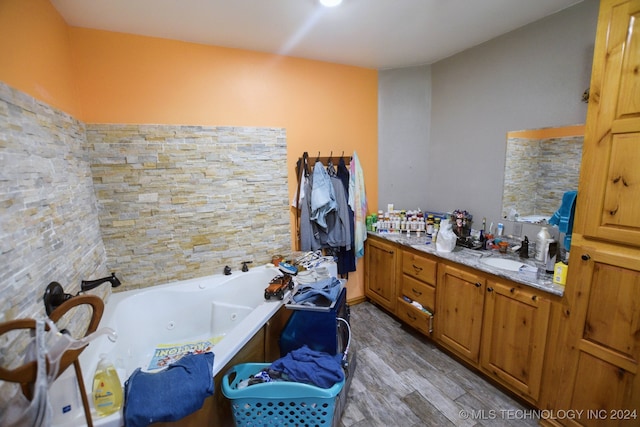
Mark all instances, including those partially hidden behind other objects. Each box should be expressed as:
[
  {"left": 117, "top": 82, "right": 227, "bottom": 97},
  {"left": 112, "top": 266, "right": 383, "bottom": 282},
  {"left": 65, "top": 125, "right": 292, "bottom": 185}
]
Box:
[{"left": 81, "top": 272, "right": 121, "bottom": 292}]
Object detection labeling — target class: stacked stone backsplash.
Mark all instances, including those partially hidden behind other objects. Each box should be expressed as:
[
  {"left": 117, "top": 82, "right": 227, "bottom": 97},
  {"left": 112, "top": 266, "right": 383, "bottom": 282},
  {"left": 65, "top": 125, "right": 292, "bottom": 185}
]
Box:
[
  {"left": 503, "top": 134, "right": 583, "bottom": 218},
  {"left": 87, "top": 124, "right": 290, "bottom": 289},
  {"left": 0, "top": 82, "right": 109, "bottom": 395},
  {"left": 0, "top": 81, "right": 290, "bottom": 401}
]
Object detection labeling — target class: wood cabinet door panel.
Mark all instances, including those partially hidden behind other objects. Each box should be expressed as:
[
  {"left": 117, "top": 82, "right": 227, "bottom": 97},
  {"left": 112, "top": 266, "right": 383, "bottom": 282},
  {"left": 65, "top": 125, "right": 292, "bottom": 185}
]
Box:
[
  {"left": 577, "top": 0, "right": 640, "bottom": 246},
  {"left": 365, "top": 238, "right": 397, "bottom": 311},
  {"left": 436, "top": 264, "right": 485, "bottom": 363},
  {"left": 555, "top": 241, "right": 640, "bottom": 425},
  {"left": 481, "top": 281, "right": 550, "bottom": 400}
]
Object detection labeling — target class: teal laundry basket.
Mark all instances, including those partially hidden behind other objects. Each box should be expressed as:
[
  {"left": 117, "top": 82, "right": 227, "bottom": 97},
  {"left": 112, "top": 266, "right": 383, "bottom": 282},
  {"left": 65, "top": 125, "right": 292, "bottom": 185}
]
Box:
[{"left": 222, "top": 363, "right": 344, "bottom": 427}]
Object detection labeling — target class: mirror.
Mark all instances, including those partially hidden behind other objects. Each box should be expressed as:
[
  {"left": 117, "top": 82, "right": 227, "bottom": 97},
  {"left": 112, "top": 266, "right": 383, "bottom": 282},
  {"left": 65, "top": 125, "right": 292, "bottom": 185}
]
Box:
[{"left": 501, "top": 125, "right": 584, "bottom": 223}]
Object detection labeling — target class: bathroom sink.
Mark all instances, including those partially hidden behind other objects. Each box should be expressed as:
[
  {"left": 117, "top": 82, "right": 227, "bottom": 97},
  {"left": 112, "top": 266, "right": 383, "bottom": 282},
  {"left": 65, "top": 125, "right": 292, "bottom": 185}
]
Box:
[{"left": 480, "top": 257, "right": 527, "bottom": 272}]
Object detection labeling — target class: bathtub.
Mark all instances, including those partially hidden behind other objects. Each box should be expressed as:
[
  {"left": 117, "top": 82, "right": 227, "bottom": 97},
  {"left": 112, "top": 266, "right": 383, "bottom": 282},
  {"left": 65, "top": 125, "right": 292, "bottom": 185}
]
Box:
[{"left": 50, "top": 265, "right": 288, "bottom": 427}]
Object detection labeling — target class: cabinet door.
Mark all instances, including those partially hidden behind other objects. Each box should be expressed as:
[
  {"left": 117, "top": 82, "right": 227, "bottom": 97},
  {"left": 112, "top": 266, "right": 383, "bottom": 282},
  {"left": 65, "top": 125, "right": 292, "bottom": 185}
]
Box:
[
  {"left": 364, "top": 237, "right": 398, "bottom": 312},
  {"left": 436, "top": 264, "right": 485, "bottom": 363},
  {"left": 555, "top": 242, "right": 640, "bottom": 426},
  {"left": 576, "top": 0, "right": 640, "bottom": 246},
  {"left": 480, "top": 281, "right": 550, "bottom": 402}
]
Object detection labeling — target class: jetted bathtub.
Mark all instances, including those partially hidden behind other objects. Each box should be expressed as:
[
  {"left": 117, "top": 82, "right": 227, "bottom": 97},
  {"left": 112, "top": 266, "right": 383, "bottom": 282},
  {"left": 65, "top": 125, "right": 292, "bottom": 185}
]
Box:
[{"left": 50, "top": 265, "right": 287, "bottom": 427}]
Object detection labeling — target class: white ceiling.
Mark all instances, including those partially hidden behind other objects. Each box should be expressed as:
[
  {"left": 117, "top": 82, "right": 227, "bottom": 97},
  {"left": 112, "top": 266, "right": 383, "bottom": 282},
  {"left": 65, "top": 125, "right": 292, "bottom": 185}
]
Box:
[{"left": 51, "top": 0, "right": 584, "bottom": 69}]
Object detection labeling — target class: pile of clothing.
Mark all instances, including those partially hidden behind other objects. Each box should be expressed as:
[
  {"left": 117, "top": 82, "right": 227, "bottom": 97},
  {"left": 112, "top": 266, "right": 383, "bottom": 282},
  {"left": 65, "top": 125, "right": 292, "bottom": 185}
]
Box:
[{"left": 239, "top": 345, "right": 344, "bottom": 389}]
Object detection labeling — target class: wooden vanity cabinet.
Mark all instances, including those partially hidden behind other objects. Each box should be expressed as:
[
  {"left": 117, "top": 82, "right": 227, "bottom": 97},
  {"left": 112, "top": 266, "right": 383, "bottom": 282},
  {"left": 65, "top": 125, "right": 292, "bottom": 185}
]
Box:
[
  {"left": 480, "top": 279, "right": 551, "bottom": 402},
  {"left": 396, "top": 249, "right": 437, "bottom": 336},
  {"left": 364, "top": 236, "right": 399, "bottom": 312},
  {"left": 435, "top": 263, "right": 486, "bottom": 363}
]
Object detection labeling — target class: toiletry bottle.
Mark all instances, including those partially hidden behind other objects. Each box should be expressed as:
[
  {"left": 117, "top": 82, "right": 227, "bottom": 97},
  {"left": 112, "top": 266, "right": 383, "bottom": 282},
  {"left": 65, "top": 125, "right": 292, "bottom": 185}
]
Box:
[
  {"left": 92, "top": 354, "right": 123, "bottom": 416},
  {"left": 520, "top": 236, "right": 529, "bottom": 259},
  {"left": 545, "top": 240, "right": 558, "bottom": 273},
  {"left": 535, "top": 227, "right": 551, "bottom": 261}
]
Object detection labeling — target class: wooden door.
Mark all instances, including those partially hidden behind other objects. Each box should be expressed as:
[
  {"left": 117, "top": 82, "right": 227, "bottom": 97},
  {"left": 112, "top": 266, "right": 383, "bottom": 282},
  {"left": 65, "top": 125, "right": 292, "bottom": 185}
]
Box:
[
  {"left": 554, "top": 241, "right": 640, "bottom": 426},
  {"left": 576, "top": 0, "right": 640, "bottom": 246},
  {"left": 436, "top": 264, "right": 485, "bottom": 363},
  {"left": 364, "top": 237, "right": 398, "bottom": 312},
  {"left": 480, "top": 280, "right": 551, "bottom": 402}
]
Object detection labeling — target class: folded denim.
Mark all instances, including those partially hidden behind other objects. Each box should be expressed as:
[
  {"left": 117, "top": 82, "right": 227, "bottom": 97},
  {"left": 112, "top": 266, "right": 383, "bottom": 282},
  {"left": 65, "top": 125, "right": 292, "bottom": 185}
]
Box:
[
  {"left": 292, "top": 277, "right": 341, "bottom": 306},
  {"left": 123, "top": 352, "right": 214, "bottom": 427}
]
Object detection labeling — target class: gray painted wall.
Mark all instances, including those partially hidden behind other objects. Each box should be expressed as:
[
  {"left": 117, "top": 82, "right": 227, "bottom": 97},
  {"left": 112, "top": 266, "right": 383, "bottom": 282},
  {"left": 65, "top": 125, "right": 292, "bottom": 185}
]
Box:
[
  {"left": 379, "top": 0, "right": 599, "bottom": 238},
  {"left": 378, "top": 65, "right": 431, "bottom": 211}
]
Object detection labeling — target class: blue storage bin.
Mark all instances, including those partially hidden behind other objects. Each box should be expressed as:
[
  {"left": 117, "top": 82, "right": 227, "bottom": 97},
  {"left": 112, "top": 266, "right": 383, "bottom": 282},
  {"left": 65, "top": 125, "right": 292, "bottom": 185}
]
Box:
[{"left": 222, "top": 363, "right": 344, "bottom": 427}]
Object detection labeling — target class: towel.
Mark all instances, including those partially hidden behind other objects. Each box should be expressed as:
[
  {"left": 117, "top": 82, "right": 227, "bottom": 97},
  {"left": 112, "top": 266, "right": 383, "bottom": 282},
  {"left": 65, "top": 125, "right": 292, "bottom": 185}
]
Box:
[
  {"left": 269, "top": 345, "right": 344, "bottom": 389},
  {"left": 548, "top": 190, "right": 577, "bottom": 250},
  {"left": 348, "top": 151, "right": 367, "bottom": 259},
  {"left": 123, "top": 352, "right": 214, "bottom": 427}
]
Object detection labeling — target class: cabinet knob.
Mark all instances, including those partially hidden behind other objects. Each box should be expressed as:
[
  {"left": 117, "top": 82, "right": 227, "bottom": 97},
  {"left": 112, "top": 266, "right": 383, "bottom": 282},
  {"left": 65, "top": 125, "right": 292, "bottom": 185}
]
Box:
[
  {"left": 475, "top": 282, "right": 482, "bottom": 288},
  {"left": 532, "top": 295, "right": 537, "bottom": 301},
  {"left": 510, "top": 287, "right": 515, "bottom": 293},
  {"left": 487, "top": 287, "right": 494, "bottom": 292},
  {"left": 581, "top": 254, "right": 591, "bottom": 261}
]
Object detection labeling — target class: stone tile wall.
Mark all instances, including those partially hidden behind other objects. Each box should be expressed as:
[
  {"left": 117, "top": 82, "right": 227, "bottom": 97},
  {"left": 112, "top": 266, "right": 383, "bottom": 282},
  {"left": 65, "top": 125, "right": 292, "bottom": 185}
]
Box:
[
  {"left": 0, "top": 82, "right": 108, "bottom": 395},
  {"left": 503, "top": 134, "right": 583, "bottom": 219},
  {"left": 0, "top": 81, "right": 290, "bottom": 400},
  {"left": 87, "top": 124, "right": 290, "bottom": 289}
]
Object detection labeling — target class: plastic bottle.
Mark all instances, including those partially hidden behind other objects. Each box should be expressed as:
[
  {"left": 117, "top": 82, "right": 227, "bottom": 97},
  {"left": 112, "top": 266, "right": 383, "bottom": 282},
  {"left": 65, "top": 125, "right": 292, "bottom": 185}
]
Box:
[
  {"left": 535, "top": 227, "right": 552, "bottom": 261},
  {"left": 92, "top": 354, "right": 123, "bottom": 417}
]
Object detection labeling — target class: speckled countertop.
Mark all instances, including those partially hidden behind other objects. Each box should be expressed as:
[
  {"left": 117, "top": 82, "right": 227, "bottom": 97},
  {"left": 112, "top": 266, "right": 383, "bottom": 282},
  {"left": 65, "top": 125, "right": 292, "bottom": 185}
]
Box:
[{"left": 369, "top": 232, "right": 565, "bottom": 297}]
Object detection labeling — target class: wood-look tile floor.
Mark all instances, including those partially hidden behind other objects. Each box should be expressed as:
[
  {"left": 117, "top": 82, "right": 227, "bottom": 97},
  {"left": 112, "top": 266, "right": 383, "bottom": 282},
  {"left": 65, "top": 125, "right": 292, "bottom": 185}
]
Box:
[{"left": 338, "top": 302, "right": 539, "bottom": 427}]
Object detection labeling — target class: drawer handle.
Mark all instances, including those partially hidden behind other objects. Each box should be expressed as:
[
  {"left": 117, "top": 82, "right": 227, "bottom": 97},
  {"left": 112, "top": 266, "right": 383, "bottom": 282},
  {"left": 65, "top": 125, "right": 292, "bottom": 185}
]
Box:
[
  {"left": 581, "top": 254, "right": 590, "bottom": 261},
  {"left": 407, "top": 311, "right": 417, "bottom": 321},
  {"left": 474, "top": 282, "right": 482, "bottom": 288},
  {"left": 412, "top": 264, "right": 423, "bottom": 273},
  {"left": 487, "top": 287, "right": 494, "bottom": 292},
  {"left": 411, "top": 288, "right": 423, "bottom": 296},
  {"left": 510, "top": 287, "right": 515, "bottom": 293},
  {"left": 532, "top": 295, "right": 537, "bottom": 302}
]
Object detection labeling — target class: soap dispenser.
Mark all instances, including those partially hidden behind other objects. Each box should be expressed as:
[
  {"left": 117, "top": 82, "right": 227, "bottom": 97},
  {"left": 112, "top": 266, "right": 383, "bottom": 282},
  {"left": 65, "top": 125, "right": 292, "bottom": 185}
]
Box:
[
  {"left": 92, "top": 354, "right": 123, "bottom": 416},
  {"left": 520, "top": 236, "right": 529, "bottom": 259}
]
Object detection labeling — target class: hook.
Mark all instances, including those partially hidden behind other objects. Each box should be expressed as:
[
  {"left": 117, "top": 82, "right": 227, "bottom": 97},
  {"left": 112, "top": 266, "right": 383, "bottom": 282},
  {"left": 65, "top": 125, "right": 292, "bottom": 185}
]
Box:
[
  {"left": 316, "top": 151, "right": 320, "bottom": 162},
  {"left": 328, "top": 151, "right": 333, "bottom": 163}
]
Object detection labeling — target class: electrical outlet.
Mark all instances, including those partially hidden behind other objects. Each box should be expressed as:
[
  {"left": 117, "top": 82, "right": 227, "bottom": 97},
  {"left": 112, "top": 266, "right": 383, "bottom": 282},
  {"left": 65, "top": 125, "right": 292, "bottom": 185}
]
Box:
[{"left": 513, "top": 222, "right": 523, "bottom": 237}]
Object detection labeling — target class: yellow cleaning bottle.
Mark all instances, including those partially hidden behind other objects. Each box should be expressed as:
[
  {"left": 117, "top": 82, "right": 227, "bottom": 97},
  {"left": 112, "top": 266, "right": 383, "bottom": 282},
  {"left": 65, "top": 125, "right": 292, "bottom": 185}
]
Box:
[{"left": 92, "top": 354, "right": 123, "bottom": 416}]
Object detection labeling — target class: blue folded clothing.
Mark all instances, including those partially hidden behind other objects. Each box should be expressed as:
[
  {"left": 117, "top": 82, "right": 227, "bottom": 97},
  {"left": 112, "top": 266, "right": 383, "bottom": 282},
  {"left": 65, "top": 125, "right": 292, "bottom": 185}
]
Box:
[
  {"left": 124, "top": 352, "right": 214, "bottom": 427},
  {"left": 292, "top": 277, "right": 342, "bottom": 306},
  {"left": 269, "top": 345, "right": 344, "bottom": 389}
]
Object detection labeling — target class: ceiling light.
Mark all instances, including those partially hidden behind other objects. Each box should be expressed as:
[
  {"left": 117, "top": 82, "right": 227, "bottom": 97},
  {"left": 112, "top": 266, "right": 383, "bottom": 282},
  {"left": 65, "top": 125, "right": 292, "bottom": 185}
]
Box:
[{"left": 319, "top": 0, "right": 343, "bottom": 7}]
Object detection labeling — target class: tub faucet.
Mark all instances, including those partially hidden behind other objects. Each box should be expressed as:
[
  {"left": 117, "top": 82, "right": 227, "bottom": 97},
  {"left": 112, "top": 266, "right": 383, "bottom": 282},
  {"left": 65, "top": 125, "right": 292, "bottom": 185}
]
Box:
[
  {"left": 81, "top": 272, "right": 121, "bottom": 292},
  {"left": 223, "top": 265, "right": 232, "bottom": 275},
  {"left": 241, "top": 261, "right": 252, "bottom": 272}
]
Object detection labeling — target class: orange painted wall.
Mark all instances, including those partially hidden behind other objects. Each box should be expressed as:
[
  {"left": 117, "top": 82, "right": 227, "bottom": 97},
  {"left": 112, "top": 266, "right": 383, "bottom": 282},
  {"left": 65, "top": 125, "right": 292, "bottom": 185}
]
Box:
[
  {"left": 1, "top": 1, "right": 378, "bottom": 299},
  {"left": 0, "top": 0, "right": 80, "bottom": 116}
]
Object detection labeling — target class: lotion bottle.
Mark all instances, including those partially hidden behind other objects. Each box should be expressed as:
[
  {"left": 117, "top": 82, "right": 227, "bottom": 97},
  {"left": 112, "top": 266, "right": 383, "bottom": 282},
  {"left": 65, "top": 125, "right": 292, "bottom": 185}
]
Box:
[
  {"left": 92, "top": 354, "right": 123, "bottom": 416},
  {"left": 535, "top": 227, "right": 552, "bottom": 261}
]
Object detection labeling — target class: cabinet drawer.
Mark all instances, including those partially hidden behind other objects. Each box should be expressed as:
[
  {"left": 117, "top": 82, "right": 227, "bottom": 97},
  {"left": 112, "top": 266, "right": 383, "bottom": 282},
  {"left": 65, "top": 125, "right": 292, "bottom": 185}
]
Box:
[
  {"left": 402, "top": 252, "right": 437, "bottom": 284},
  {"left": 397, "top": 299, "right": 433, "bottom": 336},
  {"left": 401, "top": 275, "right": 435, "bottom": 312}
]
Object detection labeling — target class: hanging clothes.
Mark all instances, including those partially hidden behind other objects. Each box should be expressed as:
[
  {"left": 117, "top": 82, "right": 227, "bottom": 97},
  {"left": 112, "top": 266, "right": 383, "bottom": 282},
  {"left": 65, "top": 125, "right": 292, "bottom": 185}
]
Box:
[
  {"left": 348, "top": 151, "right": 367, "bottom": 259},
  {"left": 336, "top": 157, "right": 356, "bottom": 274},
  {"left": 310, "top": 161, "right": 337, "bottom": 230}
]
